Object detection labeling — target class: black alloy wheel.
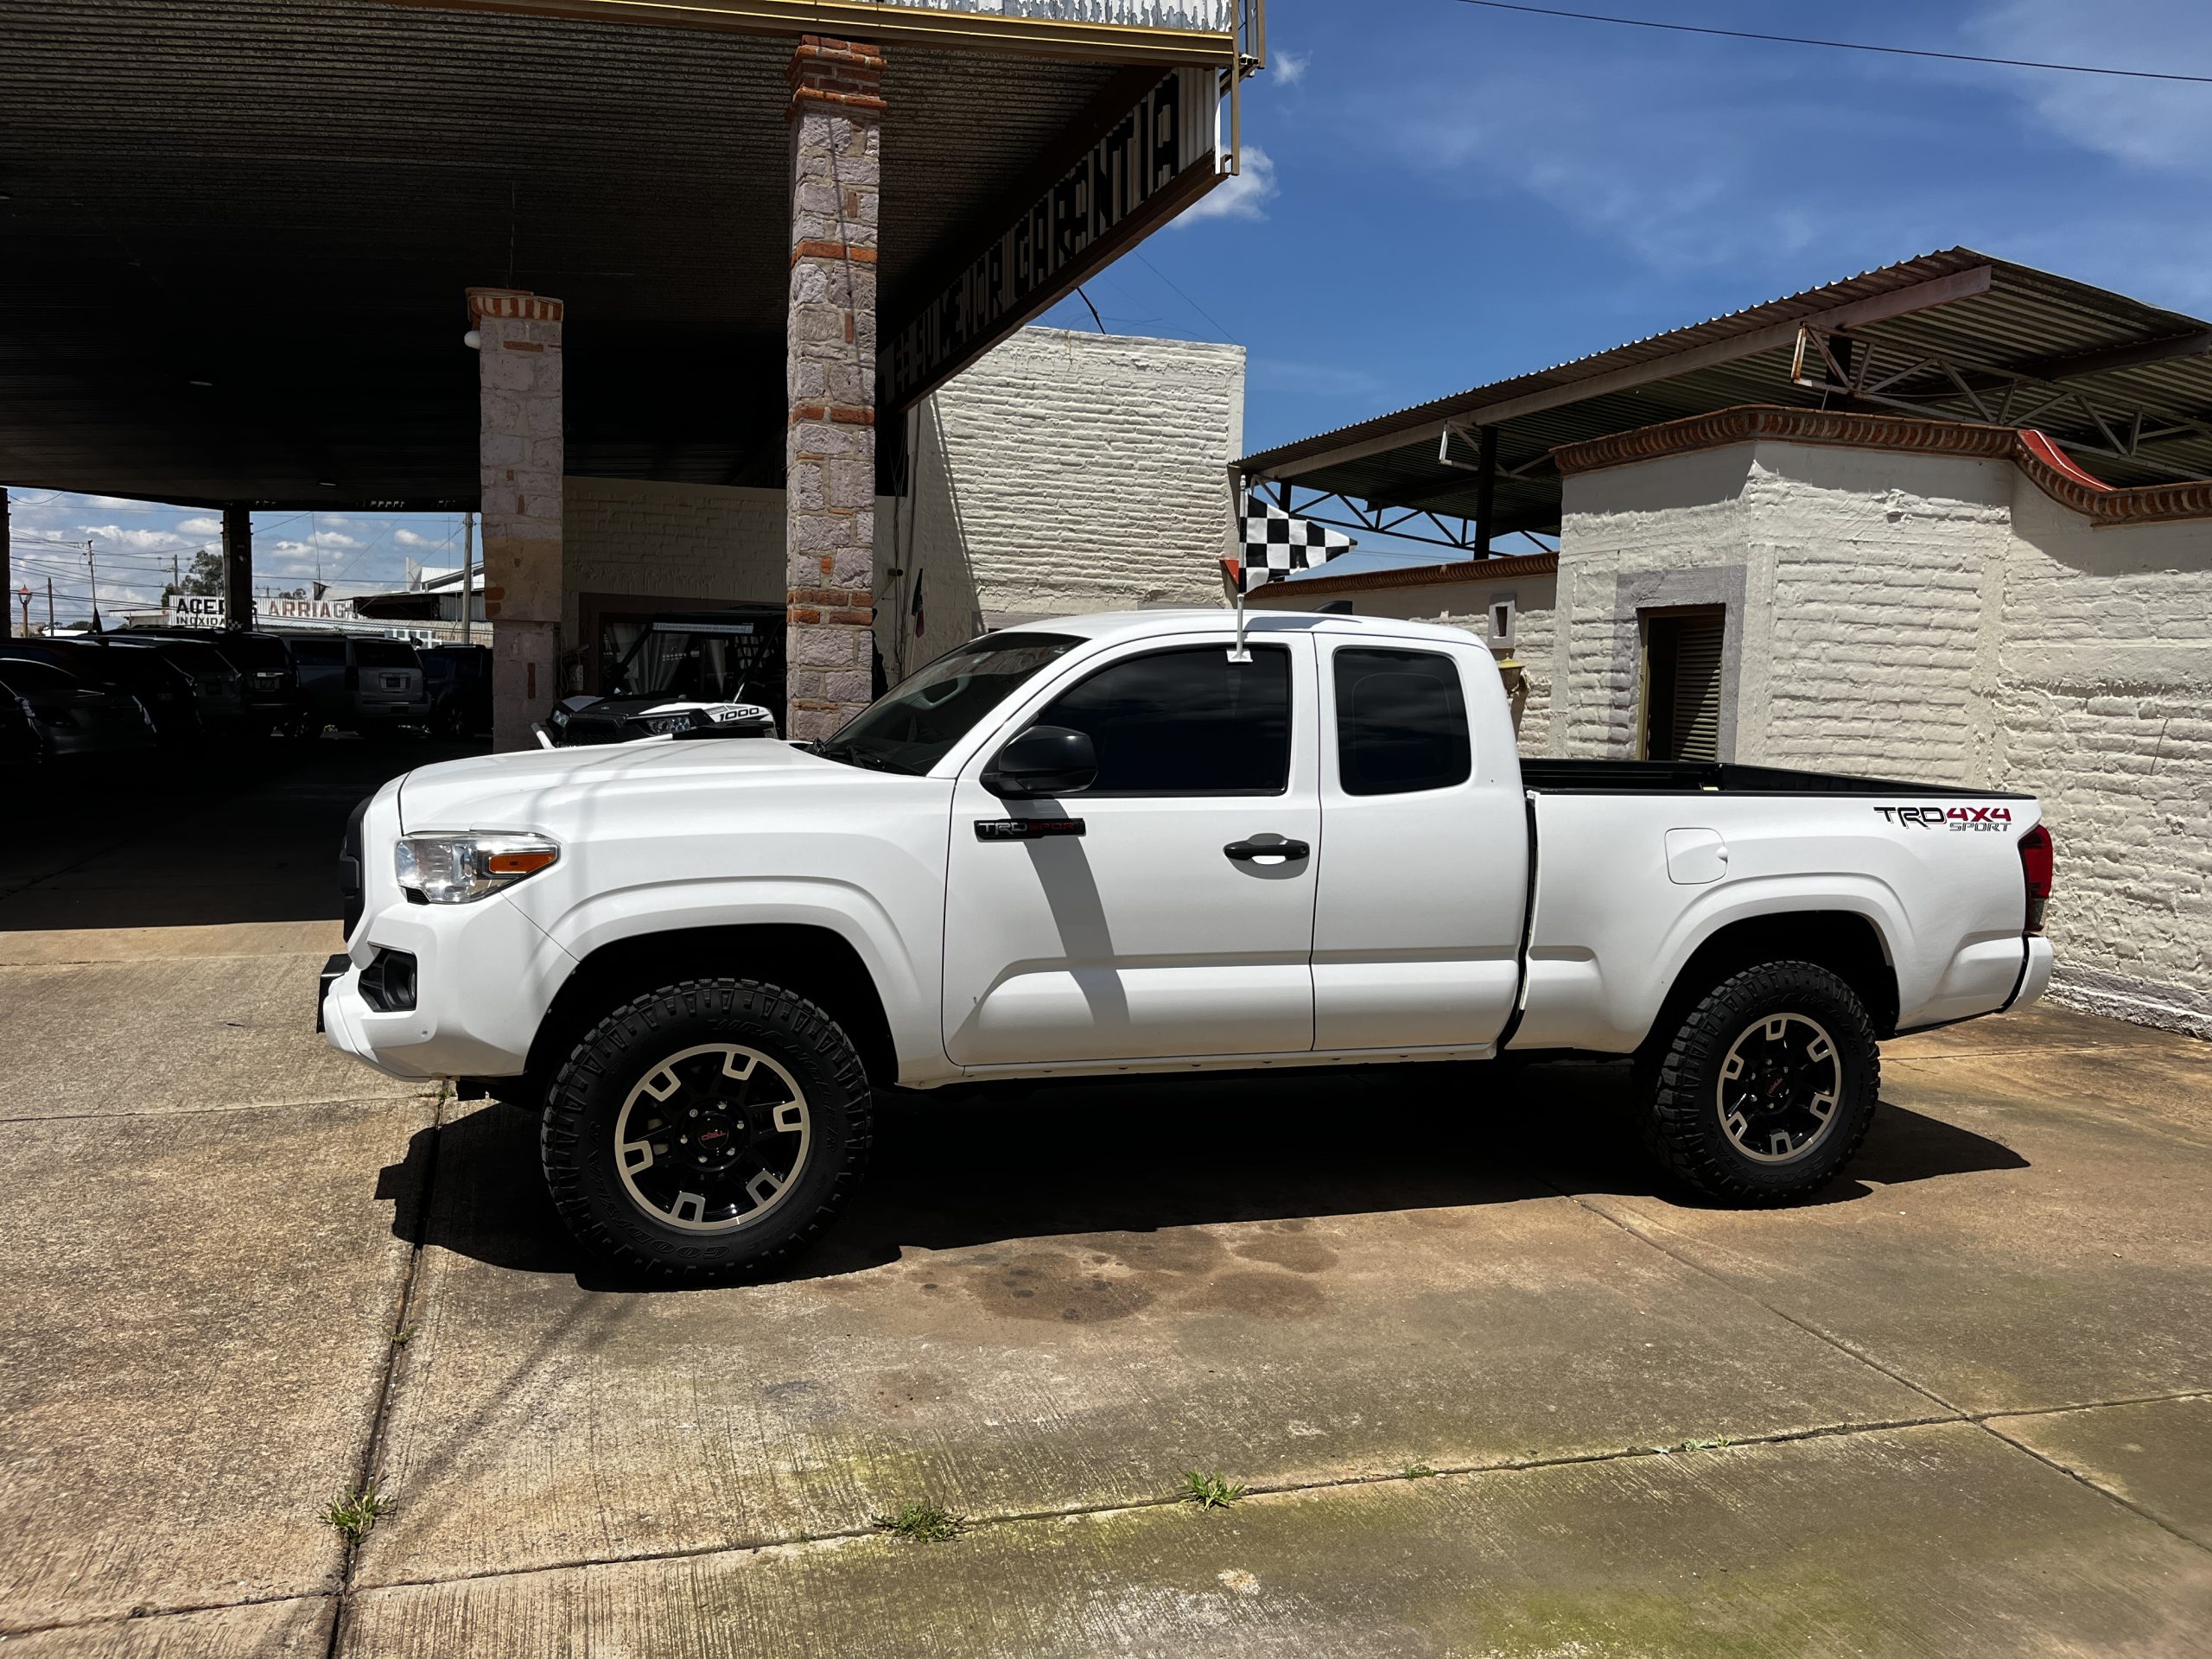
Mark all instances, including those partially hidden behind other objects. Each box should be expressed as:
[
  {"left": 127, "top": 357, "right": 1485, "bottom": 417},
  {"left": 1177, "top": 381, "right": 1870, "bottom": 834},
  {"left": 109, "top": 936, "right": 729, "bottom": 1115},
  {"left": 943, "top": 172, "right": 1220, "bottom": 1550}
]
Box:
[
  {"left": 542, "top": 977, "right": 872, "bottom": 1278},
  {"left": 1640, "top": 960, "right": 1878, "bottom": 1205}
]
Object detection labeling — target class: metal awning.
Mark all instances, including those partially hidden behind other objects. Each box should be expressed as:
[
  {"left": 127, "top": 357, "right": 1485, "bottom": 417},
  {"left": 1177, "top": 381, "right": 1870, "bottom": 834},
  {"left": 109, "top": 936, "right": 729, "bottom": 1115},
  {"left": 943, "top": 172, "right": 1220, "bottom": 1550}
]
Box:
[
  {"left": 1237, "top": 249, "right": 2212, "bottom": 552},
  {"left": 0, "top": 0, "right": 1250, "bottom": 507}
]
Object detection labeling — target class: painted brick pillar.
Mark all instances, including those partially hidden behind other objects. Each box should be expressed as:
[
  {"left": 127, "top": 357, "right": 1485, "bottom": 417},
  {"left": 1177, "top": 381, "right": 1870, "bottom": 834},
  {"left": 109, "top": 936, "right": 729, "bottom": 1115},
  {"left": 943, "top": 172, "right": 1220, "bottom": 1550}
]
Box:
[
  {"left": 469, "top": 288, "right": 565, "bottom": 752},
  {"left": 785, "top": 35, "right": 884, "bottom": 741}
]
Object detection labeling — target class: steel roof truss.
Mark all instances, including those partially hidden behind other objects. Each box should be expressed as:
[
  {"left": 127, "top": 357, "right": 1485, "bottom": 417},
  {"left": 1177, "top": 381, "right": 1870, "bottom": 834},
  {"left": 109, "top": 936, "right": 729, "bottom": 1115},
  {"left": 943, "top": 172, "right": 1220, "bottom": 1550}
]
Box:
[{"left": 1789, "top": 323, "right": 2212, "bottom": 482}]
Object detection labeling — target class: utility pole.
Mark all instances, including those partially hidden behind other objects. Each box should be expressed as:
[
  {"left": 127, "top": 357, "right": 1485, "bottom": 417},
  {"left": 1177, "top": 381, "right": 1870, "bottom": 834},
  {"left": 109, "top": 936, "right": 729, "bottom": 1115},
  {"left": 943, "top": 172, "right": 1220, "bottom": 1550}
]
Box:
[
  {"left": 85, "top": 537, "right": 101, "bottom": 632},
  {"left": 16, "top": 587, "right": 31, "bottom": 637},
  {"left": 47, "top": 575, "right": 55, "bottom": 635},
  {"left": 461, "top": 510, "right": 474, "bottom": 645}
]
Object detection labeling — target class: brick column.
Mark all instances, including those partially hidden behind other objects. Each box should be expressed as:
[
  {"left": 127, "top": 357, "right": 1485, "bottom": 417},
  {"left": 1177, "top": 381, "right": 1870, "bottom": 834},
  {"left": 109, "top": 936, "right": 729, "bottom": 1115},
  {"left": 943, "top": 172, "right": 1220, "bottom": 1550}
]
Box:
[
  {"left": 468, "top": 288, "right": 564, "bottom": 752},
  {"left": 785, "top": 35, "right": 884, "bottom": 741}
]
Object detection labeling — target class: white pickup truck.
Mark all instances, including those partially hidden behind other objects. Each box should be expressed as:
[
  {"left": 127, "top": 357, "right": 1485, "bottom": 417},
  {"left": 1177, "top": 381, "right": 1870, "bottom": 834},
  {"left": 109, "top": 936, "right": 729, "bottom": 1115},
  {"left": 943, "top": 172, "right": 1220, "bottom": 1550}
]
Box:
[{"left": 323, "top": 611, "right": 2056, "bottom": 1275}]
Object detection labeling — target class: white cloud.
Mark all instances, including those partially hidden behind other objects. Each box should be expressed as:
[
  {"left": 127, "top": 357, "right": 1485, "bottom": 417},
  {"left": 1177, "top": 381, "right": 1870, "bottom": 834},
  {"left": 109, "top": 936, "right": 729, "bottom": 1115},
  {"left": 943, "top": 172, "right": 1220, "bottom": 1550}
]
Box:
[
  {"left": 175, "top": 516, "right": 222, "bottom": 536},
  {"left": 79, "top": 524, "right": 200, "bottom": 554},
  {"left": 1273, "top": 49, "right": 1308, "bottom": 86},
  {"left": 1177, "top": 143, "right": 1279, "bottom": 225},
  {"left": 394, "top": 528, "right": 437, "bottom": 547},
  {"left": 1967, "top": 0, "right": 2212, "bottom": 173}
]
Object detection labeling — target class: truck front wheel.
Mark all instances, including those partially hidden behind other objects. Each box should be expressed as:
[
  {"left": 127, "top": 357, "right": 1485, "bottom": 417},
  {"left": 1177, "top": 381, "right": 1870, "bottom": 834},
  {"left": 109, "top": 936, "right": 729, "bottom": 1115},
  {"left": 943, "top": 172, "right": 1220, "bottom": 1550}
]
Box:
[
  {"left": 541, "top": 977, "right": 873, "bottom": 1278},
  {"left": 1641, "top": 960, "right": 1878, "bottom": 1205}
]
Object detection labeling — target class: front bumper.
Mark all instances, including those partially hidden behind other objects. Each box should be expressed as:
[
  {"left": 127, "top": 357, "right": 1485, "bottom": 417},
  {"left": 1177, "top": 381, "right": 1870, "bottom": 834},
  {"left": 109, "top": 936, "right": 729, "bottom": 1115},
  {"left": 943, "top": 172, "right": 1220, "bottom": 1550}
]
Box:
[{"left": 321, "top": 795, "right": 578, "bottom": 1080}]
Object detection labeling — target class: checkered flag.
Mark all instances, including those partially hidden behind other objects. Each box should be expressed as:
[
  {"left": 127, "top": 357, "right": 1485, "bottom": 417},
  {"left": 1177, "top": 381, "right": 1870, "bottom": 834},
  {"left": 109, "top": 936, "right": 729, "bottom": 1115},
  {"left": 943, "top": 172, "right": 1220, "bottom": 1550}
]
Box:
[{"left": 1233, "top": 496, "right": 1357, "bottom": 594}]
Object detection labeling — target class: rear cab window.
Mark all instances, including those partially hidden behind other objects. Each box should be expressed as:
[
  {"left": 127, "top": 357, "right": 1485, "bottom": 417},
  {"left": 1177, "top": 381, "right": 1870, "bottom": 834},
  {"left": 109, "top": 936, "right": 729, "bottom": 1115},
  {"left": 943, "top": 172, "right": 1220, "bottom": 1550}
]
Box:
[
  {"left": 353, "top": 640, "right": 416, "bottom": 669},
  {"left": 1331, "top": 646, "right": 1471, "bottom": 795}
]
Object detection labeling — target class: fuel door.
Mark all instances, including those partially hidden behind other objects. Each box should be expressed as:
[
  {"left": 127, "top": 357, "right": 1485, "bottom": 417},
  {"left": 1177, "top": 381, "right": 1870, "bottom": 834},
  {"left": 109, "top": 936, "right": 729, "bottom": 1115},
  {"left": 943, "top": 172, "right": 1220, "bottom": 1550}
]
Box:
[{"left": 1665, "top": 827, "right": 1729, "bottom": 885}]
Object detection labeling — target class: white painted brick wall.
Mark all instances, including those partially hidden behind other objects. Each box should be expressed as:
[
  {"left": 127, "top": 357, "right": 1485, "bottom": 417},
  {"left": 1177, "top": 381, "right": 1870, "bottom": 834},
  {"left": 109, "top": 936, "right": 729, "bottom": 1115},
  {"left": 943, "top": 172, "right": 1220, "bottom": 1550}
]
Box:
[
  {"left": 880, "top": 327, "right": 1245, "bottom": 678},
  {"left": 1751, "top": 448, "right": 2011, "bottom": 780},
  {"left": 561, "top": 477, "right": 785, "bottom": 646},
  {"left": 1995, "top": 485, "right": 2212, "bottom": 1034},
  {"left": 558, "top": 327, "right": 1246, "bottom": 687},
  {"left": 1555, "top": 445, "right": 1758, "bottom": 760}
]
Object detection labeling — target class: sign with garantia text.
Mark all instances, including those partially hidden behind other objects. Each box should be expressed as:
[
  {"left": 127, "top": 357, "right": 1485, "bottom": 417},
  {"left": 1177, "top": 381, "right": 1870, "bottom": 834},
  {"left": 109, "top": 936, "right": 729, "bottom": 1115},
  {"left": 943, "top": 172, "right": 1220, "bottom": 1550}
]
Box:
[{"left": 880, "top": 65, "right": 1223, "bottom": 409}]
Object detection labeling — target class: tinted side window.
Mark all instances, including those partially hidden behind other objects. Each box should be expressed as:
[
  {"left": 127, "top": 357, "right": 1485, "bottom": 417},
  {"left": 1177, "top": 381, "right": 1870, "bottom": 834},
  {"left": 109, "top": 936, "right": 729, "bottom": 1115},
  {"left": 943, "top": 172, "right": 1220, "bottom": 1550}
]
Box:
[
  {"left": 287, "top": 638, "right": 344, "bottom": 665},
  {"left": 1036, "top": 645, "right": 1290, "bottom": 795},
  {"left": 1333, "top": 647, "right": 1471, "bottom": 796},
  {"left": 353, "top": 640, "right": 416, "bottom": 669}
]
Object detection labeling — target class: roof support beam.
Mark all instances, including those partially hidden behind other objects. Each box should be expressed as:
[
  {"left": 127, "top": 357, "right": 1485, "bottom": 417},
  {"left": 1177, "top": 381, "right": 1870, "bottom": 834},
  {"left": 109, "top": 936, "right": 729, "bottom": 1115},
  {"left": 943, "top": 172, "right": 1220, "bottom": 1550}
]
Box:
[
  {"left": 372, "top": 0, "right": 1241, "bottom": 66},
  {"left": 1249, "top": 263, "right": 1994, "bottom": 480}
]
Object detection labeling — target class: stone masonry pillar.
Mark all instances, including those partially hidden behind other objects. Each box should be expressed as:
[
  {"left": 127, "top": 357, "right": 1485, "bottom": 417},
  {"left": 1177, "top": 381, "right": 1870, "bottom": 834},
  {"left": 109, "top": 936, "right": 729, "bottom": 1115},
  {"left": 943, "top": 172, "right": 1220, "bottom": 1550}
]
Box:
[
  {"left": 221, "top": 505, "right": 252, "bottom": 630},
  {"left": 785, "top": 35, "right": 884, "bottom": 741},
  {"left": 469, "top": 288, "right": 564, "bottom": 752}
]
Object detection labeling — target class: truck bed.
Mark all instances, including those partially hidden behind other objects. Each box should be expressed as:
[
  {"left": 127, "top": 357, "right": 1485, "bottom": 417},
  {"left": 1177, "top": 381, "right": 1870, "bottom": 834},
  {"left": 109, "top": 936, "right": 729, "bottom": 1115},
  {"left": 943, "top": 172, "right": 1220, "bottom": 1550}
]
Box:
[{"left": 1518, "top": 759, "right": 2031, "bottom": 799}]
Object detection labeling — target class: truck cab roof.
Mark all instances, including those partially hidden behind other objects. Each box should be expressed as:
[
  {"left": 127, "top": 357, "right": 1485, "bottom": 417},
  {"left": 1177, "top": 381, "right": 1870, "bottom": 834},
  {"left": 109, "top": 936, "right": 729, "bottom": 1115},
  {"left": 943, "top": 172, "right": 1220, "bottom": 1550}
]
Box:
[{"left": 1028, "top": 608, "right": 1476, "bottom": 649}]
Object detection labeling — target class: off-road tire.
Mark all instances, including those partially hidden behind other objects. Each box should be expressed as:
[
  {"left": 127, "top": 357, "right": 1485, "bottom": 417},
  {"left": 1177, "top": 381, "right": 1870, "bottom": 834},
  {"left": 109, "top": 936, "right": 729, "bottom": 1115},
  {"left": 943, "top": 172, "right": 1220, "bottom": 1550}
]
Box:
[
  {"left": 1641, "top": 960, "right": 1878, "bottom": 1205},
  {"left": 542, "top": 976, "right": 872, "bottom": 1279}
]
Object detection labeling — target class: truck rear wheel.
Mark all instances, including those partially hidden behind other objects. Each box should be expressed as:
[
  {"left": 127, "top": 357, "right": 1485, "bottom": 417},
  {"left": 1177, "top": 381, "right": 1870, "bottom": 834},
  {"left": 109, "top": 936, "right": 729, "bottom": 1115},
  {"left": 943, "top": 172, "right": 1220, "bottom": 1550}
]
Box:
[
  {"left": 542, "top": 976, "right": 872, "bottom": 1278},
  {"left": 1641, "top": 960, "right": 1878, "bottom": 1205}
]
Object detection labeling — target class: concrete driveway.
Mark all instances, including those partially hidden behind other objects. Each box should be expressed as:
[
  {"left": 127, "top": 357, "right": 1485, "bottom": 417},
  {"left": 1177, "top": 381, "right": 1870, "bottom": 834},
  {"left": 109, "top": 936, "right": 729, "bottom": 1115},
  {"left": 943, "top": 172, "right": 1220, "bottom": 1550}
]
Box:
[{"left": 2, "top": 747, "right": 2208, "bottom": 1655}]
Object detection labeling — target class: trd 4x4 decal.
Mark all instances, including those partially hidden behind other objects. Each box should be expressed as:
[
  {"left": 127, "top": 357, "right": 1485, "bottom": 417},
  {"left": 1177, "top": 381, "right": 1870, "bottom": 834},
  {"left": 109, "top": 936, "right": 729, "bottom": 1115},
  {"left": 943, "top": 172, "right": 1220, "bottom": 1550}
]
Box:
[{"left": 1874, "top": 804, "right": 2015, "bottom": 831}]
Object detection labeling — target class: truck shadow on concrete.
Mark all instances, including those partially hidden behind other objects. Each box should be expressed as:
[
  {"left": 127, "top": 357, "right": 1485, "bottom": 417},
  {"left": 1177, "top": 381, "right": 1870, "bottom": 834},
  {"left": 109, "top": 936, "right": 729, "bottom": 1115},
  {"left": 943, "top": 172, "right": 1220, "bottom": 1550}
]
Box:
[{"left": 378, "top": 1058, "right": 2029, "bottom": 1293}]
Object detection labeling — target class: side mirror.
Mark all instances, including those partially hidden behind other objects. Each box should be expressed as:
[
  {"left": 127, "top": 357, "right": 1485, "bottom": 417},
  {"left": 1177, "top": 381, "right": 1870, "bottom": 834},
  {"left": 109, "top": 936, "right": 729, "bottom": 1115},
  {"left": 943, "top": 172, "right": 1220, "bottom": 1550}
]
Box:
[{"left": 983, "top": 725, "right": 1097, "bottom": 798}]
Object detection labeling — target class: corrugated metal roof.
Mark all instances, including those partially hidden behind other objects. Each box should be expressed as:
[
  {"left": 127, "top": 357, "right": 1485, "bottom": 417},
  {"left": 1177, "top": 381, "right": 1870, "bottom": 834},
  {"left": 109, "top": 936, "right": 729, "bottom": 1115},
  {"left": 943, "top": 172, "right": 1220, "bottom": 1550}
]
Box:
[
  {"left": 0, "top": 0, "right": 1145, "bottom": 505},
  {"left": 1240, "top": 250, "right": 2212, "bottom": 537}
]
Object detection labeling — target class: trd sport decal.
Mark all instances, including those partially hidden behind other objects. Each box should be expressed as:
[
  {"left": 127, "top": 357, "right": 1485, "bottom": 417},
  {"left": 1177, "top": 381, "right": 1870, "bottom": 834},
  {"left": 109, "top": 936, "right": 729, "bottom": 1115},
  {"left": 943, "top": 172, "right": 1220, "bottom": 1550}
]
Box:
[{"left": 1875, "top": 804, "right": 2015, "bottom": 831}]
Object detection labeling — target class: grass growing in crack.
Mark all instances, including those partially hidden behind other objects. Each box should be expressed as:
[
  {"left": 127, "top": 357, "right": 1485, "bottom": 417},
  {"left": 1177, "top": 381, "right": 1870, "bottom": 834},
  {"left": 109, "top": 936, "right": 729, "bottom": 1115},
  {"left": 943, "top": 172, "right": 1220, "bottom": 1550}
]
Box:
[
  {"left": 323, "top": 1482, "right": 390, "bottom": 1543},
  {"left": 391, "top": 1325, "right": 416, "bottom": 1346},
  {"left": 871, "top": 1501, "right": 965, "bottom": 1543},
  {"left": 1402, "top": 1462, "right": 1438, "bottom": 1479},
  {"left": 1677, "top": 1437, "right": 1733, "bottom": 1452},
  {"left": 1180, "top": 1471, "right": 1247, "bottom": 1510}
]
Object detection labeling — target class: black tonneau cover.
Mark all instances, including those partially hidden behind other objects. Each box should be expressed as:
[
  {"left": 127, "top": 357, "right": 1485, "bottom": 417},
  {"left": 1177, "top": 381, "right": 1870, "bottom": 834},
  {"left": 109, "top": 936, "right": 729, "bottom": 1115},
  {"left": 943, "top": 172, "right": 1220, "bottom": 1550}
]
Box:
[{"left": 1518, "top": 760, "right": 2031, "bottom": 799}]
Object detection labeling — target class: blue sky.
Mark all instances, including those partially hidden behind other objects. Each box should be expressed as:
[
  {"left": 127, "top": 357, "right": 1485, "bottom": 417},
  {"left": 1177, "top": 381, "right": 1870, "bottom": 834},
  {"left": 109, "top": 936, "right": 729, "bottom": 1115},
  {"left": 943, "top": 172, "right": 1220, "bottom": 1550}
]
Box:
[{"left": 11, "top": 0, "right": 2212, "bottom": 615}]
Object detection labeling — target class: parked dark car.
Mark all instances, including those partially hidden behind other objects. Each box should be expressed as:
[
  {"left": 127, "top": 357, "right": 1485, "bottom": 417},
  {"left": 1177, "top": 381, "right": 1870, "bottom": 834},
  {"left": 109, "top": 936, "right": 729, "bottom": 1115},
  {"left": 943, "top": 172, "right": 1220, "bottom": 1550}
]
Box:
[
  {"left": 0, "top": 680, "right": 42, "bottom": 768},
  {"left": 124, "top": 627, "right": 308, "bottom": 734},
  {"left": 416, "top": 643, "right": 491, "bottom": 738},
  {"left": 0, "top": 655, "right": 158, "bottom": 758},
  {"left": 0, "top": 637, "right": 200, "bottom": 744},
  {"left": 115, "top": 635, "right": 251, "bottom": 731},
  {"left": 548, "top": 609, "right": 784, "bottom": 746},
  {"left": 284, "top": 633, "right": 433, "bottom": 734}
]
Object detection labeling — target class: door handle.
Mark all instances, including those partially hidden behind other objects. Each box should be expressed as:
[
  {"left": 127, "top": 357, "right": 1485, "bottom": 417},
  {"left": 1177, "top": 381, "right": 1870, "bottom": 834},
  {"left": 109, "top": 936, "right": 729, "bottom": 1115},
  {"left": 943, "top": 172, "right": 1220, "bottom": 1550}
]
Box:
[{"left": 1224, "top": 837, "right": 1310, "bottom": 863}]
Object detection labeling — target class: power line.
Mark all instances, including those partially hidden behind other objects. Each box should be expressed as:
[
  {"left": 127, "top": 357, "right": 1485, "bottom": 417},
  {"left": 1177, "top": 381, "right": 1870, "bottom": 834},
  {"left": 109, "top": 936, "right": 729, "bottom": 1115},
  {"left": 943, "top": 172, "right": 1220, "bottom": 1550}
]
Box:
[
  {"left": 1445, "top": 1, "right": 2212, "bottom": 85},
  {"left": 1133, "top": 250, "right": 1242, "bottom": 345}
]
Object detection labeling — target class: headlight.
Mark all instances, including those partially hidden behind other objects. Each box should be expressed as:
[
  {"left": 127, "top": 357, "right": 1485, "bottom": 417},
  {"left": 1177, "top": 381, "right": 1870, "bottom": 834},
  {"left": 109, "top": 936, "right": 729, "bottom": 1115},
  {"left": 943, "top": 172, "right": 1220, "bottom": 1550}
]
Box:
[
  {"left": 395, "top": 832, "right": 559, "bottom": 904},
  {"left": 635, "top": 712, "right": 691, "bottom": 735}
]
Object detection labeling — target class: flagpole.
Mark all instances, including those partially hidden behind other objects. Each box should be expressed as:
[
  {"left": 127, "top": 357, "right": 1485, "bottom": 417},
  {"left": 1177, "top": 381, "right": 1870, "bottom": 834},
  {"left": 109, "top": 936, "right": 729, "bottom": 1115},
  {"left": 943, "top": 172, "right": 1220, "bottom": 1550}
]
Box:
[{"left": 1218, "top": 556, "right": 1251, "bottom": 664}]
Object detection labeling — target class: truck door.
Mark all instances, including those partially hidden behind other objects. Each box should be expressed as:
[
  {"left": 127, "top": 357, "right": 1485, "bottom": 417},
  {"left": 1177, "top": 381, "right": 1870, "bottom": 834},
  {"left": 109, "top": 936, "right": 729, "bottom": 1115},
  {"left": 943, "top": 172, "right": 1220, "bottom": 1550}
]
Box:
[
  {"left": 1313, "top": 638, "right": 1529, "bottom": 1050},
  {"left": 942, "top": 634, "right": 1320, "bottom": 1067}
]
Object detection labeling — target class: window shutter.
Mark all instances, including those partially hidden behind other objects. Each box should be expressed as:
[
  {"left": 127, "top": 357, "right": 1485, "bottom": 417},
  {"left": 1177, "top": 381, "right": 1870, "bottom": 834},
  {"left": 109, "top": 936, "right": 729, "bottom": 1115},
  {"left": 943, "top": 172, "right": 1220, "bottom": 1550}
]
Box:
[{"left": 1669, "top": 611, "right": 1726, "bottom": 763}]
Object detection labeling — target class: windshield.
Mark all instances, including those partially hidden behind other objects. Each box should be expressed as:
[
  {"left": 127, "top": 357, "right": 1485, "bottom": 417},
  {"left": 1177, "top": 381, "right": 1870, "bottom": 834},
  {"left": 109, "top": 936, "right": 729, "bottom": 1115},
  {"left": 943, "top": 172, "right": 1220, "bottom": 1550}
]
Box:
[
  {"left": 354, "top": 639, "right": 416, "bottom": 669},
  {"left": 609, "top": 623, "right": 774, "bottom": 703},
  {"left": 817, "top": 632, "right": 1079, "bottom": 776}
]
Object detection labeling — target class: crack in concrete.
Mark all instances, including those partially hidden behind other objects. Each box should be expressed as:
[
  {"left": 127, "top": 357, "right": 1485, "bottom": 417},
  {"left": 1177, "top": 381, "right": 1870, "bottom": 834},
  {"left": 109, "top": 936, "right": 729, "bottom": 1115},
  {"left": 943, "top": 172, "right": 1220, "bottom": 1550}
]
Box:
[
  {"left": 321, "top": 1090, "right": 448, "bottom": 1659},
  {"left": 9, "top": 1386, "right": 2203, "bottom": 1641},
  {"left": 0, "top": 1091, "right": 426, "bottom": 1127},
  {"left": 1548, "top": 1181, "right": 2212, "bottom": 1561}
]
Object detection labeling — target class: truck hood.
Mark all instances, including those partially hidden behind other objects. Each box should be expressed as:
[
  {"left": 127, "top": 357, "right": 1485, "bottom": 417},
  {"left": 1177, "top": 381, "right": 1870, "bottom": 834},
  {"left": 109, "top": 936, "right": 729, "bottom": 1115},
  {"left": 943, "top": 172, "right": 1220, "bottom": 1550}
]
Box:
[{"left": 397, "top": 736, "right": 861, "bottom": 831}]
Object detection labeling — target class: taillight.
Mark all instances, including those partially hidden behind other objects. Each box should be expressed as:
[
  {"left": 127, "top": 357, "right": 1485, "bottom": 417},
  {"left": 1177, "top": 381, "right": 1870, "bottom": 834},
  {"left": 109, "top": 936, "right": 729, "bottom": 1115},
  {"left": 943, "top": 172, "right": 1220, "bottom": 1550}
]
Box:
[{"left": 2018, "top": 824, "right": 2054, "bottom": 934}]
